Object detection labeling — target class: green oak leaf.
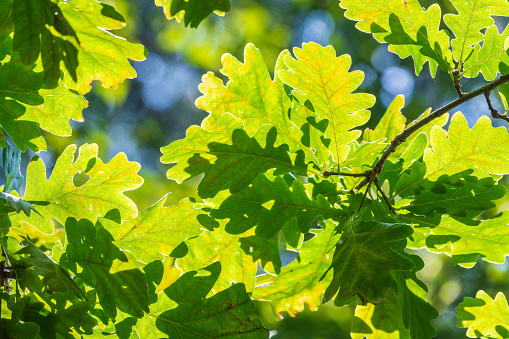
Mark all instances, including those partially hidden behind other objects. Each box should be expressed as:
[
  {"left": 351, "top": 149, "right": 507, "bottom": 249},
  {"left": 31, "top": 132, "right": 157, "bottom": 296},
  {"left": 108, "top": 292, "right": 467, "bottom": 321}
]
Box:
[
  {"left": 278, "top": 42, "right": 374, "bottom": 165},
  {"left": 364, "top": 95, "right": 406, "bottom": 143},
  {"left": 19, "top": 292, "right": 96, "bottom": 339},
  {"left": 14, "top": 238, "right": 85, "bottom": 299},
  {"left": 394, "top": 247, "right": 438, "bottom": 339},
  {"left": 60, "top": 218, "right": 149, "bottom": 320},
  {"left": 253, "top": 222, "right": 340, "bottom": 317},
  {"left": 456, "top": 290, "right": 509, "bottom": 339},
  {"left": 1, "top": 298, "right": 40, "bottom": 339},
  {"left": 351, "top": 294, "right": 410, "bottom": 339},
  {"left": 340, "top": 0, "right": 453, "bottom": 76},
  {"left": 396, "top": 165, "right": 506, "bottom": 219},
  {"left": 425, "top": 113, "right": 509, "bottom": 180},
  {"left": 11, "top": 0, "right": 42, "bottom": 65},
  {"left": 197, "top": 45, "right": 312, "bottom": 159},
  {"left": 210, "top": 174, "right": 344, "bottom": 239},
  {"left": 0, "top": 0, "right": 13, "bottom": 45},
  {"left": 0, "top": 143, "right": 143, "bottom": 234},
  {"left": 134, "top": 261, "right": 267, "bottom": 338},
  {"left": 101, "top": 196, "right": 205, "bottom": 264},
  {"left": 59, "top": 0, "right": 147, "bottom": 95},
  {"left": 0, "top": 47, "right": 87, "bottom": 152},
  {"left": 162, "top": 113, "right": 309, "bottom": 199},
  {"left": 176, "top": 224, "right": 259, "bottom": 293},
  {"left": 462, "top": 25, "right": 509, "bottom": 80},
  {"left": 0, "top": 192, "right": 40, "bottom": 217},
  {"left": 322, "top": 219, "right": 414, "bottom": 305},
  {"left": 155, "top": 0, "right": 231, "bottom": 28},
  {"left": 3, "top": 140, "right": 23, "bottom": 192},
  {"left": 444, "top": 0, "right": 509, "bottom": 65},
  {"left": 401, "top": 211, "right": 509, "bottom": 267}
]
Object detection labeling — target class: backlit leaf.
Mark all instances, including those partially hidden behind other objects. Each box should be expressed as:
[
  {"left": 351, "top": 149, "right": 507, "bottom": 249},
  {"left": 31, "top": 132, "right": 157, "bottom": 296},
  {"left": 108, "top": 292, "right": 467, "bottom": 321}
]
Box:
[
  {"left": 278, "top": 42, "right": 374, "bottom": 165},
  {"left": 0, "top": 144, "right": 143, "bottom": 234},
  {"left": 253, "top": 222, "right": 340, "bottom": 317},
  {"left": 401, "top": 211, "right": 509, "bottom": 267},
  {"left": 351, "top": 294, "right": 410, "bottom": 339},
  {"left": 340, "top": 0, "right": 453, "bottom": 76},
  {"left": 176, "top": 224, "right": 259, "bottom": 293},
  {"left": 210, "top": 175, "right": 344, "bottom": 239},
  {"left": 101, "top": 197, "right": 205, "bottom": 263},
  {"left": 134, "top": 261, "right": 268, "bottom": 338},
  {"left": 155, "top": 0, "right": 231, "bottom": 28},
  {"left": 162, "top": 114, "right": 309, "bottom": 199},
  {"left": 456, "top": 290, "right": 509, "bottom": 339},
  {"left": 197, "top": 45, "right": 310, "bottom": 157},
  {"left": 444, "top": 0, "right": 509, "bottom": 65},
  {"left": 425, "top": 113, "right": 509, "bottom": 180},
  {"left": 364, "top": 95, "right": 406, "bottom": 143},
  {"left": 59, "top": 0, "right": 147, "bottom": 94},
  {"left": 60, "top": 218, "right": 149, "bottom": 319},
  {"left": 322, "top": 219, "right": 414, "bottom": 305}
]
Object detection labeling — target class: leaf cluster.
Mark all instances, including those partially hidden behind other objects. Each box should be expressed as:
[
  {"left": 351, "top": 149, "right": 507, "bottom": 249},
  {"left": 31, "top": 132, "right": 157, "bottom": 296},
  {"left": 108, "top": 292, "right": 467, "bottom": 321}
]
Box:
[{"left": 3, "top": 0, "right": 509, "bottom": 338}]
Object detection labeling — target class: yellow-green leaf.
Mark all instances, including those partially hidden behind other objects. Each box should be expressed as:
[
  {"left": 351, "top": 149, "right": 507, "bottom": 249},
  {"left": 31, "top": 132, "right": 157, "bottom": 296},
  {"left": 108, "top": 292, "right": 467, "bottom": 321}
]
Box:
[
  {"left": 456, "top": 290, "right": 509, "bottom": 339},
  {"left": 278, "top": 42, "right": 374, "bottom": 165},
  {"left": 424, "top": 113, "right": 509, "bottom": 180},
  {"left": 1, "top": 144, "right": 143, "bottom": 234}
]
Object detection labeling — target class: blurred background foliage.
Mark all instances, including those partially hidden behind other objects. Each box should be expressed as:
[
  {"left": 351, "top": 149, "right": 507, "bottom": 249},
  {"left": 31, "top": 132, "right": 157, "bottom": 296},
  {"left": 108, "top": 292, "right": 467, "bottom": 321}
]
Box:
[{"left": 17, "top": 0, "right": 509, "bottom": 337}]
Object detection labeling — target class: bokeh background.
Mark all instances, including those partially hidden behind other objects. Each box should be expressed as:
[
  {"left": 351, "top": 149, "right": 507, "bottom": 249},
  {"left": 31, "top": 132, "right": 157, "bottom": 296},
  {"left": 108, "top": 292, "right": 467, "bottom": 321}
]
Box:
[{"left": 23, "top": 0, "right": 509, "bottom": 337}]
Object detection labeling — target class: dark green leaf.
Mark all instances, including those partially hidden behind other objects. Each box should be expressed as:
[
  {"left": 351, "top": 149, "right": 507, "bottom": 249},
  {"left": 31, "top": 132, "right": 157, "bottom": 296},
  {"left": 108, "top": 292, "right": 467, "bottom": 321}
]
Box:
[
  {"left": 60, "top": 218, "right": 149, "bottom": 319},
  {"left": 322, "top": 219, "right": 414, "bottom": 305},
  {"left": 133, "top": 261, "right": 268, "bottom": 338},
  {"left": 210, "top": 175, "right": 344, "bottom": 239}
]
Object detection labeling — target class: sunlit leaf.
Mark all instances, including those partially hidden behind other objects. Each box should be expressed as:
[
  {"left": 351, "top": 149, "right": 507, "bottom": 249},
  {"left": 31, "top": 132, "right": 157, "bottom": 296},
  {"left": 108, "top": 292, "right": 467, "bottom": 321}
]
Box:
[
  {"left": 162, "top": 113, "right": 309, "bottom": 199},
  {"left": 340, "top": 0, "right": 453, "bottom": 76},
  {"left": 425, "top": 113, "right": 509, "bottom": 180},
  {"left": 364, "top": 95, "right": 406, "bottom": 143},
  {"left": 134, "top": 261, "right": 268, "bottom": 338},
  {"left": 0, "top": 143, "right": 142, "bottom": 234},
  {"left": 102, "top": 197, "right": 204, "bottom": 263},
  {"left": 456, "top": 290, "right": 509, "bottom": 339},
  {"left": 253, "top": 222, "right": 339, "bottom": 317},
  {"left": 351, "top": 294, "right": 410, "bottom": 339},
  {"left": 197, "top": 45, "right": 311, "bottom": 158},
  {"left": 462, "top": 25, "right": 509, "bottom": 80},
  {"left": 59, "top": 0, "right": 147, "bottom": 94},
  {"left": 155, "top": 0, "right": 231, "bottom": 28},
  {"left": 444, "top": 0, "right": 509, "bottom": 65},
  {"left": 402, "top": 211, "right": 509, "bottom": 267},
  {"left": 278, "top": 42, "right": 374, "bottom": 165},
  {"left": 176, "top": 224, "right": 259, "bottom": 293}
]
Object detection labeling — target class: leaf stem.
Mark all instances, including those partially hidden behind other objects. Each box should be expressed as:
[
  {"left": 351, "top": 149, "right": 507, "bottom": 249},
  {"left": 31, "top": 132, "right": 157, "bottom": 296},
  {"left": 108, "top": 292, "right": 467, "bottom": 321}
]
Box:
[{"left": 373, "top": 177, "right": 397, "bottom": 215}]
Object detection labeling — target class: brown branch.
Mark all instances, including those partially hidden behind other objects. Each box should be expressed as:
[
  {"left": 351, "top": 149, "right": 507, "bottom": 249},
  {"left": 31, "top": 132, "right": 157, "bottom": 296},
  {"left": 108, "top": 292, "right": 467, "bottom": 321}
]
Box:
[
  {"left": 484, "top": 90, "right": 509, "bottom": 123},
  {"left": 453, "top": 70, "right": 464, "bottom": 97},
  {"left": 323, "top": 170, "right": 369, "bottom": 178},
  {"left": 373, "top": 177, "right": 397, "bottom": 215},
  {"left": 371, "top": 73, "right": 509, "bottom": 177},
  {"left": 356, "top": 175, "right": 374, "bottom": 213}
]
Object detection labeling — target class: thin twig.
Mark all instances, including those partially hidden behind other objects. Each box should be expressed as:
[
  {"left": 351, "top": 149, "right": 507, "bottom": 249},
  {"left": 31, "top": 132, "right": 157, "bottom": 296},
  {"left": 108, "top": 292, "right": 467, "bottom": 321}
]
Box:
[
  {"left": 371, "top": 73, "right": 509, "bottom": 177},
  {"left": 323, "top": 170, "right": 370, "bottom": 178},
  {"left": 484, "top": 90, "right": 509, "bottom": 123},
  {"left": 373, "top": 177, "right": 397, "bottom": 215},
  {"left": 356, "top": 175, "right": 374, "bottom": 214},
  {"left": 453, "top": 70, "right": 464, "bottom": 97}
]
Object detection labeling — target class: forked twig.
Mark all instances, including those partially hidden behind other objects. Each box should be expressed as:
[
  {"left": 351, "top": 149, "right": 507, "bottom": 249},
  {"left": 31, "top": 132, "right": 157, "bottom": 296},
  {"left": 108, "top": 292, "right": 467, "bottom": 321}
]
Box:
[
  {"left": 373, "top": 177, "right": 397, "bottom": 215},
  {"left": 484, "top": 90, "right": 509, "bottom": 123}
]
